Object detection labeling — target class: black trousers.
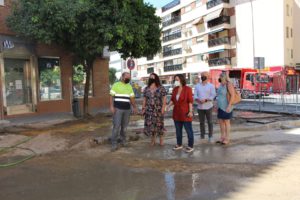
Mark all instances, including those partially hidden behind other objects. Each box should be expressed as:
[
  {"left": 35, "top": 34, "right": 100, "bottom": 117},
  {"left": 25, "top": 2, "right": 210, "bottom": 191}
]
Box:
[{"left": 197, "top": 108, "right": 213, "bottom": 138}]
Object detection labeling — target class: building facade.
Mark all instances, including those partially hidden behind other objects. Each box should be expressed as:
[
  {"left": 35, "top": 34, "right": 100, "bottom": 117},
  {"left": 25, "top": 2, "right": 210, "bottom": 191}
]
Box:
[
  {"left": 137, "top": 0, "right": 300, "bottom": 83},
  {"left": 0, "top": 0, "right": 110, "bottom": 119}
]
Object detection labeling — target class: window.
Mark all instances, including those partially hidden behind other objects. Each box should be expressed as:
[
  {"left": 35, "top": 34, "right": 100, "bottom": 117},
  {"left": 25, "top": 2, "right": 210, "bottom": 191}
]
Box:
[
  {"left": 73, "top": 65, "right": 93, "bottom": 97},
  {"left": 185, "top": 5, "right": 192, "bottom": 13},
  {"left": 196, "top": 36, "right": 204, "bottom": 43},
  {"left": 286, "top": 27, "right": 289, "bottom": 38},
  {"left": 38, "top": 58, "right": 62, "bottom": 101},
  {"left": 286, "top": 4, "right": 289, "bottom": 16},
  {"left": 291, "top": 28, "right": 293, "bottom": 38},
  {"left": 196, "top": 54, "right": 204, "bottom": 62},
  {"left": 0, "top": 0, "right": 4, "bottom": 6},
  {"left": 291, "top": 49, "right": 293, "bottom": 59},
  {"left": 246, "top": 74, "right": 253, "bottom": 82},
  {"left": 186, "top": 39, "right": 193, "bottom": 46},
  {"left": 196, "top": 0, "right": 203, "bottom": 7}
]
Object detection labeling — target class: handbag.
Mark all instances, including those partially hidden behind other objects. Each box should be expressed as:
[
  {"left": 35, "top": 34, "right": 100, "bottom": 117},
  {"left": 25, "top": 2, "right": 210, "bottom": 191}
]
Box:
[{"left": 226, "top": 83, "right": 241, "bottom": 105}]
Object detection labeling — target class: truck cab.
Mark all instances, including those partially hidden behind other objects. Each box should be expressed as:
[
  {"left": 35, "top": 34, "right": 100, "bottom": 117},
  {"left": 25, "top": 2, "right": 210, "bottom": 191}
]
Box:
[{"left": 242, "top": 72, "right": 270, "bottom": 98}]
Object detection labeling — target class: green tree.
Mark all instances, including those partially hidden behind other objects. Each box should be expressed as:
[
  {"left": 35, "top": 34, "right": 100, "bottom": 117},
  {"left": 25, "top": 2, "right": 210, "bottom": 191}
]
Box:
[
  {"left": 73, "top": 65, "right": 85, "bottom": 86},
  {"left": 109, "top": 68, "right": 117, "bottom": 86},
  {"left": 7, "top": 0, "right": 161, "bottom": 117}
]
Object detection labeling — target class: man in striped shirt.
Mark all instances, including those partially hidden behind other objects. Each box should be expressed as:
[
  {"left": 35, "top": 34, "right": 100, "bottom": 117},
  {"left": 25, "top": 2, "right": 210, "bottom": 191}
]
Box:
[{"left": 110, "top": 72, "right": 138, "bottom": 152}]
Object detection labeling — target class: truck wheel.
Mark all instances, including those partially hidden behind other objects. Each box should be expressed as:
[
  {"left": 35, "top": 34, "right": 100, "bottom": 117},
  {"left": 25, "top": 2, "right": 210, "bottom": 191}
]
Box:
[{"left": 241, "top": 91, "right": 249, "bottom": 99}]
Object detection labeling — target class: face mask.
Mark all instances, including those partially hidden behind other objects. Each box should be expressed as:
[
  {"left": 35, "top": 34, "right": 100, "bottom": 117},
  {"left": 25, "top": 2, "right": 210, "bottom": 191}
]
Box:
[
  {"left": 148, "top": 78, "right": 155, "bottom": 85},
  {"left": 174, "top": 81, "right": 181, "bottom": 87},
  {"left": 201, "top": 76, "right": 207, "bottom": 82},
  {"left": 218, "top": 78, "right": 222, "bottom": 83},
  {"left": 124, "top": 78, "right": 130, "bottom": 84}
]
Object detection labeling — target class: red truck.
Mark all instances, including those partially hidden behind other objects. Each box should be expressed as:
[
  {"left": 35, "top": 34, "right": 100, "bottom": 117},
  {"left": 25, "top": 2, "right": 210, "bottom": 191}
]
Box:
[{"left": 209, "top": 68, "right": 271, "bottom": 99}]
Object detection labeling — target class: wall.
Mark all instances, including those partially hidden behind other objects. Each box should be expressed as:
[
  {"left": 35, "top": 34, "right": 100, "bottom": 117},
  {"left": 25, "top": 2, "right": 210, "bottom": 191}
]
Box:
[
  {"left": 235, "top": 0, "right": 285, "bottom": 68},
  {"left": 0, "top": 0, "right": 14, "bottom": 35},
  {"left": 294, "top": 0, "right": 300, "bottom": 65}
]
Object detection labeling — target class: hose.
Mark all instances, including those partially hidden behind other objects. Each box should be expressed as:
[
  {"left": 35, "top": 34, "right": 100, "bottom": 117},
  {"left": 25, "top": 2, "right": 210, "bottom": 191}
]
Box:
[{"left": 0, "top": 137, "right": 36, "bottom": 168}]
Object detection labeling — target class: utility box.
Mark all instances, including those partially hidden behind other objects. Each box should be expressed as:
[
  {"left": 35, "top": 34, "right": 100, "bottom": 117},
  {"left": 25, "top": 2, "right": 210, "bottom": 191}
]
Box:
[{"left": 72, "top": 98, "right": 81, "bottom": 118}]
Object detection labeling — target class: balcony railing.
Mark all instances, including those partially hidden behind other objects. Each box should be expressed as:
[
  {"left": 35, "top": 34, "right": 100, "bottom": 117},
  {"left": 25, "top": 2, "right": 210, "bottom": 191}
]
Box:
[
  {"left": 208, "top": 37, "right": 230, "bottom": 47},
  {"left": 164, "top": 64, "right": 183, "bottom": 72},
  {"left": 162, "top": 16, "right": 181, "bottom": 27},
  {"left": 163, "top": 32, "right": 182, "bottom": 42},
  {"left": 208, "top": 57, "right": 231, "bottom": 66},
  {"left": 163, "top": 48, "right": 182, "bottom": 57},
  {"left": 207, "top": 0, "right": 230, "bottom": 10},
  {"left": 207, "top": 16, "right": 230, "bottom": 28}
]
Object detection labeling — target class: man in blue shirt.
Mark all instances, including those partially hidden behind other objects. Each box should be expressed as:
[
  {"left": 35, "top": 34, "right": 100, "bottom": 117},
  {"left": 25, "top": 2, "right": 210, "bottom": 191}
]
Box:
[{"left": 194, "top": 71, "right": 216, "bottom": 142}]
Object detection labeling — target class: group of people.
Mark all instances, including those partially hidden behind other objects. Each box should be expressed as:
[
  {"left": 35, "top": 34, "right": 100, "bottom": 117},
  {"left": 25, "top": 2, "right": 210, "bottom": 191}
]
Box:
[{"left": 109, "top": 71, "right": 235, "bottom": 152}]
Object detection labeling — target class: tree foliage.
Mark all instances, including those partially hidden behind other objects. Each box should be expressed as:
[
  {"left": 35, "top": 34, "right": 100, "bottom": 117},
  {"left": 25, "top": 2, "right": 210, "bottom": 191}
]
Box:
[
  {"left": 7, "top": 0, "right": 161, "bottom": 116},
  {"left": 109, "top": 68, "right": 117, "bottom": 85}
]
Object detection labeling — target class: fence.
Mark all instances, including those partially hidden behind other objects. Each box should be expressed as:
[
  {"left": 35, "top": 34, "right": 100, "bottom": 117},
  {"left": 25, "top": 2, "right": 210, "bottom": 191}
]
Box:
[{"left": 243, "top": 75, "right": 300, "bottom": 113}]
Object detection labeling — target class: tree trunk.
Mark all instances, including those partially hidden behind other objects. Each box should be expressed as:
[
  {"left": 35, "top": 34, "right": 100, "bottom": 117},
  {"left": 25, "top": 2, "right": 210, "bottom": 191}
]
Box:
[{"left": 83, "top": 59, "right": 93, "bottom": 118}]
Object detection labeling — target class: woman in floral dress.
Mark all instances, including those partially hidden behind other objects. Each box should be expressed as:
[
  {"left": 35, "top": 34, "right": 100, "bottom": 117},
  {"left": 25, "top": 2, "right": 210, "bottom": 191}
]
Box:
[{"left": 142, "top": 73, "right": 167, "bottom": 146}]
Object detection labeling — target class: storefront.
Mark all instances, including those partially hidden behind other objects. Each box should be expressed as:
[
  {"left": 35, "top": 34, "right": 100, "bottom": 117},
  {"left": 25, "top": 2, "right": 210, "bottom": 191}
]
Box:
[{"left": 0, "top": 35, "right": 110, "bottom": 119}]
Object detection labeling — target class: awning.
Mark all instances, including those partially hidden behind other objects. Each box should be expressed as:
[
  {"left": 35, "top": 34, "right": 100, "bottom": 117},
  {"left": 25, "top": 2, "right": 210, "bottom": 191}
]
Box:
[
  {"left": 204, "top": 9, "right": 223, "bottom": 22},
  {"left": 208, "top": 28, "right": 225, "bottom": 35},
  {"left": 204, "top": 49, "right": 225, "bottom": 54},
  {"left": 192, "top": 17, "right": 204, "bottom": 25}
]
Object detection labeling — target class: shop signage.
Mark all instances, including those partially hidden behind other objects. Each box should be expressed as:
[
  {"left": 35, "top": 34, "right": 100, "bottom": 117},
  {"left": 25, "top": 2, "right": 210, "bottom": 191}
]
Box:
[{"left": 3, "top": 40, "right": 15, "bottom": 49}]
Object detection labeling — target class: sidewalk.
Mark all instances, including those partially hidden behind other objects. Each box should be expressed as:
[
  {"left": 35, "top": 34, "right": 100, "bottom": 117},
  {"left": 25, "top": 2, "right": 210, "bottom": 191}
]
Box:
[
  {"left": 236, "top": 100, "right": 300, "bottom": 115},
  {"left": 0, "top": 112, "right": 77, "bottom": 131}
]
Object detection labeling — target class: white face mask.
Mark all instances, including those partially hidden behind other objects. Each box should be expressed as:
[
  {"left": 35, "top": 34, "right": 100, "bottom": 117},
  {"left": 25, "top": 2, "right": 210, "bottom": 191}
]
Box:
[{"left": 174, "top": 81, "right": 181, "bottom": 87}]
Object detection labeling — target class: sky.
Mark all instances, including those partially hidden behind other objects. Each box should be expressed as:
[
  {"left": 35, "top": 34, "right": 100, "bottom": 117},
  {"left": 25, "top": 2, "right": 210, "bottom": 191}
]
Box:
[{"left": 144, "top": 0, "right": 172, "bottom": 8}]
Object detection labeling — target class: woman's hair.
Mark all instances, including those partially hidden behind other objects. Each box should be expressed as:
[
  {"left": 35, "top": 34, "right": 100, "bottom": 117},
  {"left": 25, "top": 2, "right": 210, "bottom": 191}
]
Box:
[
  {"left": 148, "top": 73, "right": 161, "bottom": 87},
  {"left": 174, "top": 74, "right": 186, "bottom": 86}
]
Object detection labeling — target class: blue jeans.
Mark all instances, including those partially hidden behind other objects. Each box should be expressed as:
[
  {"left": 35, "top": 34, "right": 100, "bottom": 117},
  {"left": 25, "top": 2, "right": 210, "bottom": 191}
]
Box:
[{"left": 174, "top": 121, "right": 194, "bottom": 148}]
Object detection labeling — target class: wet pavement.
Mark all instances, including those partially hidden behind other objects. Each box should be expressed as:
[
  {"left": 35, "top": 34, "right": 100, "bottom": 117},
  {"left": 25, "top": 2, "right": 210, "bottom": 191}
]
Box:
[{"left": 1, "top": 124, "right": 300, "bottom": 200}]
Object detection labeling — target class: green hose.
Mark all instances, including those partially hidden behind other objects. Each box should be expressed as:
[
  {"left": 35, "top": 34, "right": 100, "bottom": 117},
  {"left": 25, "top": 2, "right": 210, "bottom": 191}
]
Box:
[{"left": 0, "top": 137, "right": 36, "bottom": 168}]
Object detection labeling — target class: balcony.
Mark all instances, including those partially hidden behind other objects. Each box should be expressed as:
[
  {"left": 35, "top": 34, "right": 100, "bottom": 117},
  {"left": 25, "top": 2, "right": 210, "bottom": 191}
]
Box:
[
  {"left": 162, "top": 0, "right": 180, "bottom": 12},
  {"left": 208, "top": 37, "right": 230, "bottom": 47},
  {"left": 163, "top": 32, "right": 182, "bottom": 42},
  {"left": 207, "top": 0, "right": 230, "bottom": 10},
  {"left": 162, "top": 16, "right": 181, "bottom": 28},
  {"left": 163, "top": 48, "right": 182, "bottom": 57},
  {"left": 208, "top": 57, "right": 231, "bottom": 66},
  {"left": 207, "top": 16, "right": 230, "bottom": 28},
  {"left": 164, "top": 64, "right": 183, "bottom": 72}
]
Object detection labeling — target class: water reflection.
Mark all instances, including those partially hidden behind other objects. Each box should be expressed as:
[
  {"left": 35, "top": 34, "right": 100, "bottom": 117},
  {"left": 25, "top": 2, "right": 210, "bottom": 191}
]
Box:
[{"left": 164, "top": 172, "right": 175, "bottom": 200}]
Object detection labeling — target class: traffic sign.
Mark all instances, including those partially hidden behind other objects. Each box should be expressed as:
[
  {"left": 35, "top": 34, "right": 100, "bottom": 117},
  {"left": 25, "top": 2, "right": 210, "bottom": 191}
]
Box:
[
  {"left": 127, "top": 59, "right": 135, "bottom": 70},
  {"left": 254, "top": 57, "right": 265, "bottom": 69}
]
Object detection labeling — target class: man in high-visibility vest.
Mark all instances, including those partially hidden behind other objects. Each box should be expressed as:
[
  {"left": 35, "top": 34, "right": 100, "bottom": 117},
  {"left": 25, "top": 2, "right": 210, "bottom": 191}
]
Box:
[{"left": 110, "top": 72, "right": 138, "bottom": 152}]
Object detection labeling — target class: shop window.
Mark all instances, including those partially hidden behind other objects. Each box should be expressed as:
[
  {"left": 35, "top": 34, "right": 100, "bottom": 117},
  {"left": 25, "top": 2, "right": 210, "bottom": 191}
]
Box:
[
  {"left": 38, "top": 58, "right": 62, "bottom": 101},
  {"left": 72, "top": 65, "right": 93, "bottom": 97}
]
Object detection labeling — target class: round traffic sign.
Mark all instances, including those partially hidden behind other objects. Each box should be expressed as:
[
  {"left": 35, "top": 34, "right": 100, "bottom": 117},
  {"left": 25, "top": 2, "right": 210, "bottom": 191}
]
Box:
[{"left": 127, "top": 59, "right": 135, "bottom": 70}]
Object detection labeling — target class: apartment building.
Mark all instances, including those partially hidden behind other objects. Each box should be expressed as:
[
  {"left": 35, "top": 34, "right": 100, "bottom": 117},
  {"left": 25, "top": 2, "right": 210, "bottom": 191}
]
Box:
[
  {"left": 0, "top": 0, "right": 109, "bottom": 119},
  {"left": 137, "top": 0, "right": 300, "bottom": 83}
]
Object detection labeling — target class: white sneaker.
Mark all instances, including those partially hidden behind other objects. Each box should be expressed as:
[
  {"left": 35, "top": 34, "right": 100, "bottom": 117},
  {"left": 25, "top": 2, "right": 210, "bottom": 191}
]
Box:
[
  {"left": 185, "top": 147, "right": 194, "bottom": 153},
  {"left": 173, "top": 145, "right": 183, "bottom": 150}
]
